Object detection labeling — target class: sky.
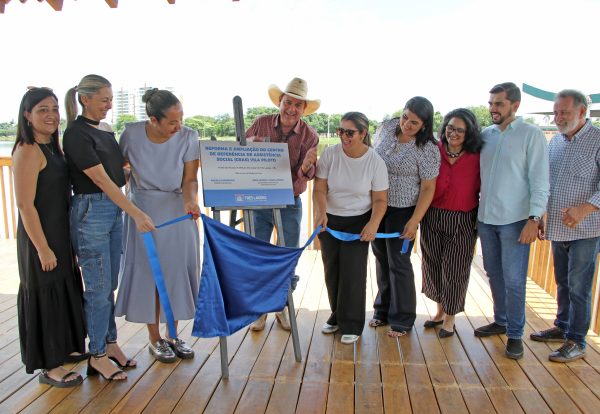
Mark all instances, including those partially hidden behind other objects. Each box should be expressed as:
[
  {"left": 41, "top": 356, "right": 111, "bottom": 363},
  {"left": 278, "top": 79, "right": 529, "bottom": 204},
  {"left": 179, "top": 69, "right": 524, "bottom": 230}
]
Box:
[{"left": 1, "top": 0, "right": 599, "bottom": 124}]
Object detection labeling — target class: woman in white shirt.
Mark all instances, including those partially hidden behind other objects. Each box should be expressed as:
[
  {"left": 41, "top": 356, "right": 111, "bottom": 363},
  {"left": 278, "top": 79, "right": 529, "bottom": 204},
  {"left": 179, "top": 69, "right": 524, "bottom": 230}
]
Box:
[{"left": 313, "top": 112, "right": 388, "bottom": 344}]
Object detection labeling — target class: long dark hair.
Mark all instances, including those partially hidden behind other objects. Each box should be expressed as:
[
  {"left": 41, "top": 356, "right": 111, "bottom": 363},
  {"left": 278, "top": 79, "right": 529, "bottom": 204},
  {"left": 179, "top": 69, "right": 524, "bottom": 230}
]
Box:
[
  {"left": 439, "top": 108, "right": 483, "bottom": 153},
  {"left": 12, "top": 88, "right": 61, "bottom": 155},
  {"left": 396, "top": 96, "right": 435, "bottom": 148},
  {"left": 341, "top": 111, "right": 371, "bottom": 146}
]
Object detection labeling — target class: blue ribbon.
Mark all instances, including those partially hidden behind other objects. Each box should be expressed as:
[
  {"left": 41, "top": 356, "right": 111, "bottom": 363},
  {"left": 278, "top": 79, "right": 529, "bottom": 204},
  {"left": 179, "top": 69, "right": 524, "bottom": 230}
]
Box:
[
  {"left": 141, "top": 213, "right": 194, "bottom": 339},
  {"left": 316, "top": 226, "right": 411, "bottom": 254},
  {"left": 143, "top": 213, "right": 410, "bottom": 340}
]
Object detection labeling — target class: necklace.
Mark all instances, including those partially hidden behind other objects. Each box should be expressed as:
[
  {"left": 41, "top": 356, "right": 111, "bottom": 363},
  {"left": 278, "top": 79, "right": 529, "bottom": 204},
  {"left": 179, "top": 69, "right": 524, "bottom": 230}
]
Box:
[{"left": 445, "top": 144, "right": 463, "bottom": 158}]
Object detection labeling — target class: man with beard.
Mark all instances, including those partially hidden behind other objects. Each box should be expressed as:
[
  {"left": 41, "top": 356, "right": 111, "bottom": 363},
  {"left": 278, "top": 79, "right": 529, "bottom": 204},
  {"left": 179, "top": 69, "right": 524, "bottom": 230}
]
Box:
[
  {"left": 529, "top": 90, "right": 600, "bottom": 362},
  {"left": 474, "top": 82, "right": 550, "bottom": 360},
  {"left": 245, "top": 77, "right": 320, "bottom": 331}
]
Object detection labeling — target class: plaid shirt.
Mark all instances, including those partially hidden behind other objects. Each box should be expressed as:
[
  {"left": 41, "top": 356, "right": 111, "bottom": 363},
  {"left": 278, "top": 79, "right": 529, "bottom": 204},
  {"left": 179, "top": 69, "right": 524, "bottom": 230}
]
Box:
[
  {"left": 546, "top": 120, "right": 600, "bottom": 241},
  {"left": 246, "top": 114, "right": 319, "bottom": 196}
]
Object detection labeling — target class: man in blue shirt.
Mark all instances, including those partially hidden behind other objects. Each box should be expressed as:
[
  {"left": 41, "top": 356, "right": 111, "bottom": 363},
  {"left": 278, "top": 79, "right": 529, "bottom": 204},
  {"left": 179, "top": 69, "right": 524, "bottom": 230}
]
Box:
[
  {"left": 474, "top": 82, "right": 550, "bottom": 360},
  {"left": 529, "top": 90, "right": 600, "bottom": 362}
]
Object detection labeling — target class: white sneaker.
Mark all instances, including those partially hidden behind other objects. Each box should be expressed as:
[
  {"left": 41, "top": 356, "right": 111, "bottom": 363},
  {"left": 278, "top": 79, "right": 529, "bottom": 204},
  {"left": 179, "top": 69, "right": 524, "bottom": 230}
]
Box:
[
  {"left": 341, "top": 334, "right": 359, "bottom": 344},
  {"left": 322, "top": 323, "right": 339, "bottom": 334}
]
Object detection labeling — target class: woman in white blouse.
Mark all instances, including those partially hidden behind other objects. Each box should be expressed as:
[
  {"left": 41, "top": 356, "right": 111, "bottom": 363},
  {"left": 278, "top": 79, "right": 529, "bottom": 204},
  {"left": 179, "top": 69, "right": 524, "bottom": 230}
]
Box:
[{"left": 313, "top": 112, "right": 388, "bottom": 344}]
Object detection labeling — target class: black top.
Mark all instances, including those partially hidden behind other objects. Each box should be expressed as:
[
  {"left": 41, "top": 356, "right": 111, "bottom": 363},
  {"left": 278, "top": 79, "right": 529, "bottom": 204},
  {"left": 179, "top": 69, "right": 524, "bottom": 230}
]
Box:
[{"left": 63, "top": 116, "right": 126, "bottom": 194}]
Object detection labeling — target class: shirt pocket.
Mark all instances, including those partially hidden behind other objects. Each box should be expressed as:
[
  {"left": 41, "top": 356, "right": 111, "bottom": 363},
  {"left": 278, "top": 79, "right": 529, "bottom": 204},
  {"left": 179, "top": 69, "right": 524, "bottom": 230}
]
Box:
[{"left": 570, "top": 155, "right": 597, "bottom": 179}]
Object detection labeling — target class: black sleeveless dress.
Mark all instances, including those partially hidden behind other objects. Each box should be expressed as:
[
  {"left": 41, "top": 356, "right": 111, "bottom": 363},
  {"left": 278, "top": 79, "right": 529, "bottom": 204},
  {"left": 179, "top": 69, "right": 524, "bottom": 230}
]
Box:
[{"left": 16, "top": 145, "right": 86, "bottom": 373}]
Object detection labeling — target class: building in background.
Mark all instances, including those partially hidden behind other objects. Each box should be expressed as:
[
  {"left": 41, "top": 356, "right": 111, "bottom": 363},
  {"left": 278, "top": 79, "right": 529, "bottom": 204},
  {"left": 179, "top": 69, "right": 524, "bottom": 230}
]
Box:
[{"left": 112, "top": 85, "right": 177, "bottom": 123}]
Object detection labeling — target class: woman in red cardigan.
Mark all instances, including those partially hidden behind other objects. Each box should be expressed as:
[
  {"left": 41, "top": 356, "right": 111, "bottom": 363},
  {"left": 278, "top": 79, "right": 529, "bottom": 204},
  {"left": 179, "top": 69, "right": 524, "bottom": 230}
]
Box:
[{"left": 420, "top": 108, "right": 483, "bottom": 338}]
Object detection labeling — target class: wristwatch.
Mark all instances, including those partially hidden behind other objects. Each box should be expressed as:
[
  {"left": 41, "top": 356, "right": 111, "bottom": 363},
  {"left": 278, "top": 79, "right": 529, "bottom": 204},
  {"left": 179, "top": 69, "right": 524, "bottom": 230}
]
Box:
[{"left": 528, "top": 215, "right": 541, "bottom": 222}]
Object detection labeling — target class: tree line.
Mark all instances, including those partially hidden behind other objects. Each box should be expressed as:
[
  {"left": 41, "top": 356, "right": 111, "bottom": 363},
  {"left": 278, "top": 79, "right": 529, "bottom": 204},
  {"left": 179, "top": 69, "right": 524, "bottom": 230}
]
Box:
[{"left": 4, "top": 106, "right": 597, "bottom": 141}]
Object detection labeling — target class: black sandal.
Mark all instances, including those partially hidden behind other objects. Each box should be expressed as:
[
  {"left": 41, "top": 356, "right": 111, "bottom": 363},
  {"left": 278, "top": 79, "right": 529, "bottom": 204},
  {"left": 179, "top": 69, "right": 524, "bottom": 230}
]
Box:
[
  {"left": 65, "top": 352, "right": 90, "bottom": 363},
  {"left": 39, "top": 370, "right": 83, "bottom": 388},
  {"left": 86, "top": 354, "right": 125, "bottom": 381},
  {"left": 106, "top": 340, "right": 137, "bottom": 369},
  {"left": 108, "top": 356, "right": 136, "bottom": 369}
]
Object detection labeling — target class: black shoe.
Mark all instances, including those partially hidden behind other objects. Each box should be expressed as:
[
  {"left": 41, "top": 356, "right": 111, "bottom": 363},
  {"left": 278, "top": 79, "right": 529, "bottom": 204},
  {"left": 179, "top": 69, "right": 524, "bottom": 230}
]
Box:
[
  {"left": 438, "top": 326, "right": 455, "bottom": 338},
  {"left": 549, "top": 340, "right": 585, "bottom": 363},
  {"left": 424, "top": 319, "right": 444, "bottom": 328},
  {"left": 530, "top": 326, "right": 566, "bottom": 342},
  {"left": 474, "top": 322, "right": 506, "bottom": 337},
  {"left": 505, "top": 338, "right": 524, "bottom": 360}
]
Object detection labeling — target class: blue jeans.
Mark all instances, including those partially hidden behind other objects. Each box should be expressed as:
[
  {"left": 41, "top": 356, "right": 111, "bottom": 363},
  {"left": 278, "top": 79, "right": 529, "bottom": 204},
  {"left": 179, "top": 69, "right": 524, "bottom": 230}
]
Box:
[
  {"left": 552, "top": 237, "right": 600, "bottom": 348},
  {"left": 478, "top": 220, "right": 530, "bottom": 339},
  {"left": 70, "top": 193, "right": 123, "bottom": 355},
  {"left": 253, "top": 196, "right": 302, "bottom": 290}
]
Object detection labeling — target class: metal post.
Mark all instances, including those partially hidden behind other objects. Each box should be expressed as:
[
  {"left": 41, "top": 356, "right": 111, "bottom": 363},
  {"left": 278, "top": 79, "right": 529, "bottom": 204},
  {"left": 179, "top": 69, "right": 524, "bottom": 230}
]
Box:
[
  {"left": 219, "top": 337, "right": 229, "bottom": 379},
  {"left": 273, "top": 209, "right": 302, "bottom": 362},
  {"left": 212, "top": 209, "right": 230, "bottom": 379}
]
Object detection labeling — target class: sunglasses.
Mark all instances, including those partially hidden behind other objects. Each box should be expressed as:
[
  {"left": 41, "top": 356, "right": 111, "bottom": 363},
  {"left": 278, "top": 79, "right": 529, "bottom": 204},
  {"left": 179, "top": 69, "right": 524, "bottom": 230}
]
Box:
[{"left": 337, "top": 127, "right": 360, "bottom": 138}]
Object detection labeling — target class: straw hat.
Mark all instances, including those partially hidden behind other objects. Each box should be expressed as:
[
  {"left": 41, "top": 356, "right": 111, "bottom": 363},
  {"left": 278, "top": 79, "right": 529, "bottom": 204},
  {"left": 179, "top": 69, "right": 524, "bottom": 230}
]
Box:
[{"left": 268, "top": 77, "right": 321, "bottom": 115}]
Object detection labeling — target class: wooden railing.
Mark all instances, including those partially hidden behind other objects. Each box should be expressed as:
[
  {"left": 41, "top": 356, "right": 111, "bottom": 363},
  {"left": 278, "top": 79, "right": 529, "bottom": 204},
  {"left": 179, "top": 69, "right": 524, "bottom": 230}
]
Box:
[
  {"left": 2, "top": 155, "right": 598, "bottom": 333},
  {"left": 0, "top": 157, "right": 17, "bottom": 239}
]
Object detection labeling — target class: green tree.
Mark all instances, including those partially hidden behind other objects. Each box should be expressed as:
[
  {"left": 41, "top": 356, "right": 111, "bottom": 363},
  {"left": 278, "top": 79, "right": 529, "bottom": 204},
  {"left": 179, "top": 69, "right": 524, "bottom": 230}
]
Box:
[
  {"left": 185, "top": 115, "right": 216, "bottom": 138},
  {"left": 0, "top": 121, "right": 16, "bottom": 138},
  {"left": 327, "top": 114, "right": 342, "bottom": 137},
  {"left": 244, "top": 106, "right": 278, "bottom": 129},
  {"left": 213, "top": 114, "right": 236, "bottom": 137},
  {"left": 368, "top": 119, "right": 379, "bottom": 136},
  {"left": 304, "top": 112, "right": 329, "bottom": 134},
  {"left": 433, "top": 111, "right": 443, "bottom": 135},
  {"left": 114, "top": 114, "right": 137, "bottom": 135},
  {"left": 592, "top": 119, "right": 600, "bottom": 128},
  {"left": 467, "top": 105, "right": 492, "bottom": 129}
]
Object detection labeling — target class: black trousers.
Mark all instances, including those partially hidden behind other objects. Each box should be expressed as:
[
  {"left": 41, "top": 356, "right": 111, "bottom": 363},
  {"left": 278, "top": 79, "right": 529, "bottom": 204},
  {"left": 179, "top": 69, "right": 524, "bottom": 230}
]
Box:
[
  {"left": 371, "top": 206, "right": 416, "bottom": 331},
  {"left": 319, "top": 211, "right": 371, "bottom": 336}
]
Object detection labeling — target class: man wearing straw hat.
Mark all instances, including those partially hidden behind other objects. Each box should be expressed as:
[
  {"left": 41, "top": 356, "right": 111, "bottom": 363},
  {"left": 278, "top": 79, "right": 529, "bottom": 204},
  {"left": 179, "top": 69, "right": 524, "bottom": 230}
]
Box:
[{"left": 246, "top": 77, "right": 320, "bottom": 331}]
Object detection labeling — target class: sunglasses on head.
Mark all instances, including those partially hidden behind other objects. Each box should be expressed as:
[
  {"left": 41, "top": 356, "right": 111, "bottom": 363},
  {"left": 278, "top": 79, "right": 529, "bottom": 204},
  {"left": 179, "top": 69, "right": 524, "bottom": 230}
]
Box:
[
  {"left": 26, "top": 86, "right": 54, "bottom": 93},
  {"left": 337, "top": 127, "right": 360, "bottom": 138}
]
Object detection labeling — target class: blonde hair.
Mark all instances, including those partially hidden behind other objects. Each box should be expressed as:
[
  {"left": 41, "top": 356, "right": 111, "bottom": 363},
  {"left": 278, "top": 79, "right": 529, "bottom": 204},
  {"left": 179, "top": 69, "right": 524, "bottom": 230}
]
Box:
[{"left": 65, "top": 74, "right": 111, "bottom": 125}]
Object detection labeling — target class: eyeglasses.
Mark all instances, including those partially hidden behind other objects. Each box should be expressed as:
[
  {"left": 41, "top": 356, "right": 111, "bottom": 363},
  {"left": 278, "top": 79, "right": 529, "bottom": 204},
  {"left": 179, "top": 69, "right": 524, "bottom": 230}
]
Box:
[
  {"left": 446, "top": 125, "right": 466, "bottom": 135},
  {"left": 337, "top": 127, "right": 359, "bottom": 138}
]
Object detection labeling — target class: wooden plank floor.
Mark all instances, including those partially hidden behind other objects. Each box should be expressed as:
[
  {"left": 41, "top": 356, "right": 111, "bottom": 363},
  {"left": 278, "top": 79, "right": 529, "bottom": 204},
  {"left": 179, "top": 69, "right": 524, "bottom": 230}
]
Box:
[{"left": 1, "top": 239, "right": 600, "bottom": 413}]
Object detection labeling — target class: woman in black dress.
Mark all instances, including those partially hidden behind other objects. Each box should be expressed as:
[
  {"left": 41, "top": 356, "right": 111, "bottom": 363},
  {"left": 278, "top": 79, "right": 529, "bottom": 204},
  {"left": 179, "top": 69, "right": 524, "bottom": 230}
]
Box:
[{"left": 12, "top": 87, "right": 86, "bottom": 387}]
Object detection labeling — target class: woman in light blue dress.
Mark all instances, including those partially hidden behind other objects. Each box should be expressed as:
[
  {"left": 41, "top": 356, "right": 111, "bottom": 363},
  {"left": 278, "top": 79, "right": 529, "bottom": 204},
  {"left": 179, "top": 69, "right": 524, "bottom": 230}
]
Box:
[{"left": 115, "top": 89, "right": 200, "bottom": 363}]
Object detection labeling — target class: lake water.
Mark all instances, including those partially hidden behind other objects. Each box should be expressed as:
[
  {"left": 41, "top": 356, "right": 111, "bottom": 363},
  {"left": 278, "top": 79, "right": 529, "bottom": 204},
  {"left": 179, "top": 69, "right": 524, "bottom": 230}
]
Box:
[{"left": 0, "top": 141, "right": 14, "bottom": 157}]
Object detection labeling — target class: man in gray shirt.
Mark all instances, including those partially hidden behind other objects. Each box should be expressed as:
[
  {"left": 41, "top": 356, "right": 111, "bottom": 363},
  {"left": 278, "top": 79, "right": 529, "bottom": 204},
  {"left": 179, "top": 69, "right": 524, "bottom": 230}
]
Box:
[{"left": 529, "top": 90, "right": 600, "bottom": 362}]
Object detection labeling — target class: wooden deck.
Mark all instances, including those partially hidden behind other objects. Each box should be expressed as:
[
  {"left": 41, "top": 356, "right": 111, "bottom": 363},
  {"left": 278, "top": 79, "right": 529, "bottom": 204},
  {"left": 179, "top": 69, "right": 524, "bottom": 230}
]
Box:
[{"left": 1, "top": 239, "right": 600, "bottom": 413}]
